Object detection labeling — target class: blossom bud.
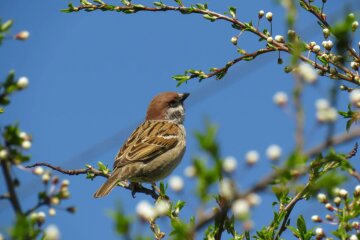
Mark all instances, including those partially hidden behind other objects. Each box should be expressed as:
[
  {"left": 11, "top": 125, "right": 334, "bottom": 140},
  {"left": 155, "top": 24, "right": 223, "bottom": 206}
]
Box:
[
  {"left": 231, "top": 199, "right": 250, "bottom": 218},
  {"left": 333, "top": 196, "right": 341, "bottom": 206},
  {"left": 33, "top": 166, "right": 44, "bottom": 175},
  {"left": 44, "top": 224, "right": 60, "bottom": 240},
  {"left": 312, "top": 45, "right": 320, "bottom": 53},
  {"left": 274, "top": 35, "right": 284, "bottom": 43},
  {"left": 223, "top": 156, "right": 237, "bottom": 173},
  {"left": 15, "top": 31, "right": 30, "bottom": 40},
  {"left": 352, "top": 21, "right": 359, "bottom": 32},
  {"left": 0, "top": 149, "right": 9, "bottom": 159},
  {"left": 258, "top": 10, "right": 264, "bottom": 19},
  {"left": 37, "top": 211, "right": 46, "bottom": 225},
  {"left": 21, "top": 140, "right": 32, "bottom": 150},
  {"left": 311, "top": 215, "right": 322, "bottom": 222},
  {"left": 351, "top": 61, "right": 359, "bottom": 70},
  {"left": 50, "top": 197, "right": 60, "bottom": 205},
  {"left": 17, "top": 76, "right": 29, "bottom": 89},
  {"left": 169, "top": 175, "right": 184, "bottom": 192},
  {"left": 155, "top": 199, "right": 170, "bottom": 216},
  {"left": 184, "top": 165, "right": 196, "bottom": 178},
  {"left": 42, "top": 172, "right": 51, "bottom": 184},
  {"left": 352, "top": 221, "right": 360, "bottom": 230},
  {"left": 323, "top": 28, "right": 330, "bottom": 38},
  {"left": 136, "top": 200, "right": 156, "bottom": 221},
  {"left": 325, "top": 214, "right": 334, "bottom": 221},
  {"left": 231, "top": 36, "right": 238, "bottom": 45},
  {"left": 48, "top": 208, "right": 56, "bottom": 217},
  {"left": 266, "top": 144, "right": 282, "bottom": 161},
  {"left": 317, "top": 193, "right": 327, "bottom": 203},
  {"left": 350, "top": 235, "right": 359, "bottom": 240},
  {"left": 325, "top": 203, "right": 334, "bottom": 211},
  {"left": 273, "top": 91, "right": 288, "bottom": 106},
  {"left": 267, "top": 37, "right": 273, "bottom": 43},
  {"left": 355, "top": 185, "right": 360, "bottom": 197},
  {"left": 245, "top": 150, "right": 260, "bottom": 165},
  {"left": 339, "top": 189, "right": 348, "bottom": 199},
  {"left": 265, "top": 12, "right": 272, "bottom": 21}
]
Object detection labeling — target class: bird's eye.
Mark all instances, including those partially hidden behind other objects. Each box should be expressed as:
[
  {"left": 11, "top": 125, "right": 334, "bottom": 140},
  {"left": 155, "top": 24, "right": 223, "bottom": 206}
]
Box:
[{"left": 169, "top": 100, "right": 179, "bottom": 108}]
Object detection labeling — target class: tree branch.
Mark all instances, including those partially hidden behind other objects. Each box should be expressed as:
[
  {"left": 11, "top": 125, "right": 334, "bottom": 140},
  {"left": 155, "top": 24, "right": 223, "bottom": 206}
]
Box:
[
  {"left": 69, "top": 2, "right": 357, "bottom": 84},
  {"left": 25, "top": 162, "right": 159, "bottom": 200},
  {"left": 1, "top": 159, "right": 23, "bottom": 215}
]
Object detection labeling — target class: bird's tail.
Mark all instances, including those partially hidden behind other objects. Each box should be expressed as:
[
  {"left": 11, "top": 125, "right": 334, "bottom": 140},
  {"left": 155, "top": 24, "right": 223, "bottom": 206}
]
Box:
[{"left": 93, "top": 170, "right": 121, "bottom": 198}]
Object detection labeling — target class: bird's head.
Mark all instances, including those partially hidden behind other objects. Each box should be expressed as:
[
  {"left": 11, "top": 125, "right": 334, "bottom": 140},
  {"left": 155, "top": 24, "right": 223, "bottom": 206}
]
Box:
[{"left": 146, "top": 92, "right": 190, "bottom": 124}]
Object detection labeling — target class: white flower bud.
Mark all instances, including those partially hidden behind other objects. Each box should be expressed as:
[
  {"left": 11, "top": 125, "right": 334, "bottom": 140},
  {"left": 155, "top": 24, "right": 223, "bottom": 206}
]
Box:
[
  {"left": 223, "top": 156, "right": 237, "bottom": 173},
  {"left": 351, "top": 61, "right": 359, "bottom": 70},
  {"left": 265, "top": 12, "right": 273, "bottom": 21},
  {"left": 352, "top": 221, "right": 360, "bottom": 230},
  {"left": 33, "top": 166, "right": 44, "bottom": 175},
  {"left": 37, "top": 211, "right": 46, "bottom": 224},
  {"left": 21, "top": 140, "right": 32, "bottom": 150},
  {"left": 231, "top": 199, "right": 250, "bottom": 218},
  {"left": 246, "top": 193, "right": 261, "bottom": 206},
  {"left": 15, "top": 31, "right": 30, "bottom": 41},
  {"left": 339, "top": 189, "right": 348, "bottom": 199},
  {"left": 50, "top": 197, "right": 60, "bottom": 205},
  {"left": 323, "top": 28, "right": 330, "bottom": 38},
  {"left": 136, "top": 200, "right": 156, "bottom": 220},
  {"left": 169, "top": 175, "right": 184, "bottom": 192},
  {"left": 355, "top": 185, "right": 360, "bottom": 195},
  {"left": 274, "top": 35, "right": 284, "bottom": 43},
  {"left": 231, "top": 36, "right": 238, "bottom": 45},
  {"left": 352, "top": 21, "right": 359, "bottom": 32},
  {"left": 184, "top": 165, "right": 196, "bottom": 178},
  {"left": 350, "top": 89, "right": 360, "bottom": 106},
  {"left": 61, "top": 179, "right": 70, "bottom": 187},
  {"left": 44, "top": 224, "right": 60, "bottom": 240},
  {"left": 273, "top": 91, "right": 288, "bottom": 106},
  {"left": 266, "top": 144, "right": 282, "bottom": 161},
  {"left": 245, "top": 150, "right": 260, "bottom": 165},
  {"left": 312, "top": 45, "right": 321, "bottom": 53},
  {"left": 42, "top": 172, "right": 51, "bottom": 183},
  {"left": 219, "top": 178, "right": 235, "bottom": 200},
  {"left": 333, "top": 196, "right": 341, "bottom": 206},
  {"left": 317, "top": 107, "right": 337, "bottom": 123},
  {"left": 17, "top": 76, "right": 29, "bottom": 89},
  {"left": 350, "top": 235, "right": 359, "bottom": 240},
  {"left": 322, "top": 40, "right": 333, "bottom": 51},
  {"left": 19, "top": 131, "right": 28, "bottom": 139},
  {"left": 266, "top": 37, "right": 273, "bottom": 43},
  {"left": 0, "top": 149, "right": 9, "bottom": 159},
  {"left": 311, "top": 215, "right": 322, "bottom": 222},
  {"left": 29, "top": 212, "right": 38, "bottom": 221},
  {"left": 48, "top": 208, "right": 56, "bottom": 217},
  {"left": 325, "top": 214, "right": 334, "bottom": 221},
  {"left": 309, "top": 41, "right": 316, "bottom": 47},
  {"left": 298, "top": 62, "right": 317, "bottom": 83},
  {"left": 155, "top": 199, "right": 170, "bottom": 216},
  {"left": 325, "top": 203, "right": 334, "bottom": 211},
  {"left": 315, "top": 227, "right": 325, "bottom": 237},
  {"left": 315, "top": 99, "right": 329, "bottom": 111},
  {"left": 258, "top": 10, "right": 264, "bottom": 19},
  {"left": 317, "top": 193, "right": 327, "bottom": 203}
]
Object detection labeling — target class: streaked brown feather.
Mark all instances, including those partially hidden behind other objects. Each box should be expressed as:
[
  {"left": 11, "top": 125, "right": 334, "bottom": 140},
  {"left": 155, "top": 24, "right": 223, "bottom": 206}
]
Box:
[{"left": 113, "top": 121, "right": 180, "bottom": 168}]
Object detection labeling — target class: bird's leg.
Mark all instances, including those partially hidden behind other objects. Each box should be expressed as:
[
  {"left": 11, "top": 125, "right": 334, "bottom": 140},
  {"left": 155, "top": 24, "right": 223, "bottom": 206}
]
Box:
[{"left": 128, "top": 182, "right": 141, "bottom": 198}]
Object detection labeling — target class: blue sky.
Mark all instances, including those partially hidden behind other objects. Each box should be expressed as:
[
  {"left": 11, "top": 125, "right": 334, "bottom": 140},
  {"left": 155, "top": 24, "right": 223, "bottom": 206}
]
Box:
[{"left": 1, "top": 0, "right": 360, "bottom": 239}]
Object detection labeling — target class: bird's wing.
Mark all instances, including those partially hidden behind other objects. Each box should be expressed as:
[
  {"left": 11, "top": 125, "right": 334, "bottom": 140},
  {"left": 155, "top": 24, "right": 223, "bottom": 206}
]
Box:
[{"left": 113, "top": 121, "right": 181, "bottom": 169}]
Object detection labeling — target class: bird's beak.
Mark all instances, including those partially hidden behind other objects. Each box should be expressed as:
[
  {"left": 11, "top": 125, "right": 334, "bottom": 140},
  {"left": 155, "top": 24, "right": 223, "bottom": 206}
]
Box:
[{"left": 180, "top": 93, "right": 190, "bottom": 102}]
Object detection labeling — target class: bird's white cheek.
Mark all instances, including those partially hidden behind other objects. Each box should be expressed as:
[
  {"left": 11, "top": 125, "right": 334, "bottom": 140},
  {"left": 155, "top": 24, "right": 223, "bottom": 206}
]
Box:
[{"left": 165, "top": 105, "right": 185, "bottom": 124}]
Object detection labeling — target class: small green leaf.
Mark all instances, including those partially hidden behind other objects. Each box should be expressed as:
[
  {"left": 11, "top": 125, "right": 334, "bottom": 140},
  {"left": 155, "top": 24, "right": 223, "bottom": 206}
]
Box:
[
  {"left": 1, "top": 20, "right": 13, "bottom": 32},
  {"left": 229, "top": 6, "right": 236, "bottom": 18},
  {"left": 203, "top": 14, "right": 218, "bottom": 22}
]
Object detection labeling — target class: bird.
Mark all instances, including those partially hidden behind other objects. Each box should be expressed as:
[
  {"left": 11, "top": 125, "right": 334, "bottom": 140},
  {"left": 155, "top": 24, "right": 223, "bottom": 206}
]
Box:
[{"left": 93, "top": 92, "right": 189, "bottom": 198}]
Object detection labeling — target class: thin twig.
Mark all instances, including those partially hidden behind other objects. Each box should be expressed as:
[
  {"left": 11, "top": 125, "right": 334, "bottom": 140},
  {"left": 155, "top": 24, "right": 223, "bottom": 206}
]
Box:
[
  {"left": 71, "top": 3, "right": 356, "bottom": 84},
  {"left": 25, "top": 162, "right": 159, "bottom": 200}
]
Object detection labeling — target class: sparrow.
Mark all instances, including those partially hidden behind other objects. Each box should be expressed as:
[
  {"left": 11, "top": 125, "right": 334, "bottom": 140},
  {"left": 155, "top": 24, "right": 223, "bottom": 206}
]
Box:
[{"left": 94, "top": 92, "right": 189, "bottom": 198}]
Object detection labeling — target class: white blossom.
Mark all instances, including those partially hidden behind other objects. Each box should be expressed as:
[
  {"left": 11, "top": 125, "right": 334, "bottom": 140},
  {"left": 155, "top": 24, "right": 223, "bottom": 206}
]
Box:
[
  {"left": 184, "top": 165, "right": 196, "bottom": 178},
  {"left": 48, "top": 208, "right": 56, "bottom": 217},
  {"left": 350, "top": 89, "right": 360, "bottom": 107},
  {"left": 311, "top": 215, "right": 322, "bottom": 222},
  {"left": 246, "top": 193, "right": 261, "bottom": 206},
  {"left": 0, "top": 149, "right": 8, "bottom": 159},
  {"left": 273, "top": 91, "right": 288, "bottom": 106},
  {"left": 245, "top": 150, "right": 259, "bottom": 165},
  {"left": 339, "top": 188, "right": 348, "bottom": 198},
  {"left": 315, "top": 99, "right": 330, "bottom": 111},
  {"left": 21, "top": 140, "right": 32, "bottom": 150},
  {"left": 15, "top": 31, "right": 30, "bottom": 40},
  {"left": 136, "top": 200, "right": 156, "bottom": 220},
  {"left": 312, "top": 45, "right": 321, "bottom": 53},
  {"left": 17, "top": 76, "right": 29, "bottom": 89},
  {"left": 258, "top": 10, "right": 264, "bottom": 18},
  {"left": 266, "top": 145, "right": 282, "bottom": 161},
  {"left": 315, "top": 227, "right": 325, "bottom": 237},
  {"left": 219, "top": 178, "right": 235, "bottom": 200},
  {"left": 61, "top": 179, "right": 70, "bottom": 187},
  {"left": 265, "top": 12, "right": 272, "bottom": 21},
  {"left": 231, "top": 199, "right": 250, "bottom": 218},
  {"left": 223, "top": 156, "right": 237, "bottom": 173},
  {"left": 231, "top": 36, "right": 238, "bottom": 45},
  {"left": 155, "top": 199, "right": 170, "bottom": 216},
  {"left": 298, "top": 62, "right": 317, "bottom": 83},
  {"left": 44, "top": 224, "right": 60, "bottom": 240},
  {"left": 37, "top": 211, "right": 46, "bottom": 224},
  {"left": 274, "top": 35, "right": 284, "bottom": 43},
  {"left": 350, "top": 235, "right": 359, "bottom": 240},
  {"left": 34, "top": 166, "right": 44, "bottom": 175},
  {"left": 169, "top": 175, "right": 184, "bottom": 192},
  {"left": 317, "top": 193, "right": 327, "bottom": 203}
]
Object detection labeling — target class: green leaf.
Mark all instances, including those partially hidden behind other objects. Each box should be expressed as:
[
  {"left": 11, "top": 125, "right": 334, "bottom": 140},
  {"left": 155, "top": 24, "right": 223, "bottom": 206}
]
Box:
[
  {"left": 229, "top": 6, "right": 236, "bottom": 18},
  {"left": 172, "top": 75, "right": 191, "bottom": 86},
  {"left": 203, "top": 14, "right": 218, "bottom": 22},
  {"left": 1, "top": 20, "right": 13, "bottom": 32}
]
